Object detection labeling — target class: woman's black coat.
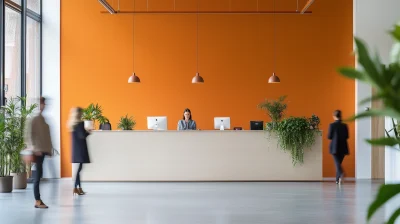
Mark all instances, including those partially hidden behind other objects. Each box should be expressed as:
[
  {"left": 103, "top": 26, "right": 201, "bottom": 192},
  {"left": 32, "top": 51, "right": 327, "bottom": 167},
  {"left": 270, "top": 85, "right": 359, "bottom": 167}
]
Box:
[{"left": 72, "top": 122, "right": 90, "bottom": 163}]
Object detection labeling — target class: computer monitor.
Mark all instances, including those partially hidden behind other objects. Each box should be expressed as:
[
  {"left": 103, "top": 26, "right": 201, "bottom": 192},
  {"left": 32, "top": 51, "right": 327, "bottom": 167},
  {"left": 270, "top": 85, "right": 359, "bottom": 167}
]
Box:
[
  {"left": 250, "top": 121, "right": 264, "bottom": 130},
  {"left": 147, "top": 116, "right": 168, "bottom": 130},
  {"left": 214, "top": 117, "right": 231, "bottom": 130}
]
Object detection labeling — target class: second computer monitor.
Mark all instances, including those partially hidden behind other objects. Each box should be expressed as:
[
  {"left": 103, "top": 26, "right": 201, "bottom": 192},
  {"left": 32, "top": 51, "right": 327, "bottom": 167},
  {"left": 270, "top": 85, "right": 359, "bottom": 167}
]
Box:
[
  {"left": 214, "top": 117, "right": 231, "bottom": 130},
  {"left": 147, "top": 116, "right": 168, "bottom": 130},
  {"left": 250, "top": 121, "right": 264, "bottom": 130}
]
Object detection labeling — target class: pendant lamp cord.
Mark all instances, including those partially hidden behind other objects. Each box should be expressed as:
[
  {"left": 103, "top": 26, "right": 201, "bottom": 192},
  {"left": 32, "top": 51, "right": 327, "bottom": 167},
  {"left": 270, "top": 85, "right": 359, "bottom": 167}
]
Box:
[
  {"left": 196, "top": 0, "right": 199, "bottom": 73},
  {"left": 132, "top": 0, "right": 135, "bottom": 72},
  {"left": 273, "top": 0, "right": 276, "bottom": 73}
]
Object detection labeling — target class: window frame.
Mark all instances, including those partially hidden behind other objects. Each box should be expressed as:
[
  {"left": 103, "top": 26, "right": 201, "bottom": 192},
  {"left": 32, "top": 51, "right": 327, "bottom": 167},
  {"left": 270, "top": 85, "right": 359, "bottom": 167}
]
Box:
[{"left": 0, "top": 0, "right": 42, "bottom": 105}]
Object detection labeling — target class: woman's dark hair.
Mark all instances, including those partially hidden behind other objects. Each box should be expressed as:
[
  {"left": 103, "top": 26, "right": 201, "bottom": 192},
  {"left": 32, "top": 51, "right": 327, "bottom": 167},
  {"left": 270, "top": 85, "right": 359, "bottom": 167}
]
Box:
[
  {"left": 333, "top": 110, "right": 342, "bottom": 119},
  {"left": 182, "top": 108, "right": 192, "bottom": 120},
  {"left": 77, "top": 107, "right": 83, "bottom": 114},
  {"left": 40, "top": 96, "right": 45, "bottom": 104}
]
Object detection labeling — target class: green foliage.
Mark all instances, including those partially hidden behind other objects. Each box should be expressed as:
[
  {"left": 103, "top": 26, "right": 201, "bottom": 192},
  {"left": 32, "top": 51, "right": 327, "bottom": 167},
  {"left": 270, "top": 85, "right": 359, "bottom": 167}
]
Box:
[
  {"left": 258, "top": 96, "right": 288, "bottom": 128},
  {"left": 337, "top": 23, "right": 400, "bottom": 223},
  {"left": 81, "top": 103, "right": 103, "bottom": 121},
  {"left": 97, "top": 115, "right": 110, "bottom": 125},
  {"left": 0, "top": 97, "right": 37, "bottom": 176},
  {"left": 275, "top": 116, "right": 319, "bottom": 165},
  {"left": 81, "top": 103, "right": 110, "bottom": 130},
  {"left": 117, "top": 115, "right": 136, "bottom": 130},
  {"left": 309, "top": 114, "right": 320, "bottom": 130},
  {"left": 368, "top": 184, "right": 400, "bottom": 224}
]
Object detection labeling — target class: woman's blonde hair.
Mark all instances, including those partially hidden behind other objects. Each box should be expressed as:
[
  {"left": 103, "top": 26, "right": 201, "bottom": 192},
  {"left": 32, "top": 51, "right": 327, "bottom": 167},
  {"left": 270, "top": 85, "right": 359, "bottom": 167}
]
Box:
[{"left": 67, "top": 107, "right": 83, "bottom": 131}]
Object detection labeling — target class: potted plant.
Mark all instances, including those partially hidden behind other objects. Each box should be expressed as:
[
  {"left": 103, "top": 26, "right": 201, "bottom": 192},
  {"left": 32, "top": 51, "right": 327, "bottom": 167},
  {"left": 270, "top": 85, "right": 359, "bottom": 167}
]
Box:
[
  {"left": 2, "top": 97, "right": 37, "bottom": 189},
  {"left": 117, "top": 115, "right": 136, "bottom": 130},
  {"left": 0, "top": 108, "right": 13, "bottom": 193},
  {"left": 81, "top": 103, "right": 103, "bottom": 130},
  {"left": 337, "top": 22, "right": 400, "bottom": 223},
  {"left": 275, "top": 115, "right": 321, "bottom": 165},
  {"left": 309, "top": 114, "right": 320, "bottom": 130},
  {"left": 258, "top": 95, "right": 288, "bottom": 130}
]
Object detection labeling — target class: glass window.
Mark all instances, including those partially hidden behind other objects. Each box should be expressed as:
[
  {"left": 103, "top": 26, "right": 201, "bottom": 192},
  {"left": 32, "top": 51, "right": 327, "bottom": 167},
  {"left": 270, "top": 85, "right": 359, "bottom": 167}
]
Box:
[
  {"left": 5, "top": 7, "right": 22, "bottom": 100},
  {"left": 26, "top": 18, "right": 41, "bottom": 106},
  {"left": 27, "top": 0, "right": 40, "bottom": 14}
]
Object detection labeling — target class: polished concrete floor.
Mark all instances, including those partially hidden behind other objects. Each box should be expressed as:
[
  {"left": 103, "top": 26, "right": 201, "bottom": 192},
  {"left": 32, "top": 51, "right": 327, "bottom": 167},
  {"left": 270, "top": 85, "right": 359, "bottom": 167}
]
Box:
[{"left": 0, "top": 179, "right": 387, "bottom": 224}]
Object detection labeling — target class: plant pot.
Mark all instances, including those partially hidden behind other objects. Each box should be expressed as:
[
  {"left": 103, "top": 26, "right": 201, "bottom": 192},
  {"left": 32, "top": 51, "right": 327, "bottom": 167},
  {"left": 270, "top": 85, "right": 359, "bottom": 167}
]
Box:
[
  {"left": 11, "top": 172, "right": 27, "bottom": 189},
  {"left": 84, "top": 120, "right": 94, "bottom": 130},
  {"left": 0, "top": 176, "right": 14, "bottom": 193}
]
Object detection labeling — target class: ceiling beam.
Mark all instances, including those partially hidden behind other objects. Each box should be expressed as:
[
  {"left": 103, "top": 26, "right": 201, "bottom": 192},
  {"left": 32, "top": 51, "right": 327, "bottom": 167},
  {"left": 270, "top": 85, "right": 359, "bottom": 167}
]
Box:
[
  {"left": 301, "top": 0, "right": 315, "bottom": 14},
  {"left": 100, "top": 10, "right": 312, "bottom": 15}
]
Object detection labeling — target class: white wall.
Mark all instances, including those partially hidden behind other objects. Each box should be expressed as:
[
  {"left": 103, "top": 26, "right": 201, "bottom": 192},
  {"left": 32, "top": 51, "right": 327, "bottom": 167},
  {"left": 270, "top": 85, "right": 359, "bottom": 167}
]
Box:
[
  {"left": 354, "top": 0, "right": 400, "bottom": 179},
  {"left": 41, "top": 0, "right": 61, "bottom": 178}
]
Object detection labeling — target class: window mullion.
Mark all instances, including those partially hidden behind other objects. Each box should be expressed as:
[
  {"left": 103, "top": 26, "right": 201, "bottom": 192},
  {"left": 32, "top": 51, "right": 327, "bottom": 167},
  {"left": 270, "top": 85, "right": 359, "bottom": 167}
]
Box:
[
  {"left": 21, "top": 0, "right": 26, "bottom": 98},
  {"left": 0, "top": 0, "right": 5, "bottom": 106}
]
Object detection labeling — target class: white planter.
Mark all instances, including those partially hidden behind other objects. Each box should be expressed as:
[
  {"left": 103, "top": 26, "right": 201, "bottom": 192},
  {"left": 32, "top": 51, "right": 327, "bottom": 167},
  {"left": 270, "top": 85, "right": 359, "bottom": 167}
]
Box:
[{"left": 84, "top": 120, "right": 94, "bottom": 130}]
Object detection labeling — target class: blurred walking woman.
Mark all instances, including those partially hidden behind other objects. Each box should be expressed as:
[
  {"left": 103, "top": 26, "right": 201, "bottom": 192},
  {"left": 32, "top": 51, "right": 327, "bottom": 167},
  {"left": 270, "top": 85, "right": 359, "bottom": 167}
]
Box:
[{"left": 67, "top": 107, "right": 90, "bottom": 195}]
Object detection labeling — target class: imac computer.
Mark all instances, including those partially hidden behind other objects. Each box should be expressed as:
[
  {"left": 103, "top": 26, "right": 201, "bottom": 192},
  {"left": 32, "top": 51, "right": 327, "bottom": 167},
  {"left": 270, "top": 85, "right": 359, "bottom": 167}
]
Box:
[
  {"left": 214, "top": 117, "right": 231, "bottom": 130},
  {"left": 250, "top": 121, "right": 264, "bottom": 130},
  {"left": 147, "top": 116, "right": 168, "bottom": 130}
]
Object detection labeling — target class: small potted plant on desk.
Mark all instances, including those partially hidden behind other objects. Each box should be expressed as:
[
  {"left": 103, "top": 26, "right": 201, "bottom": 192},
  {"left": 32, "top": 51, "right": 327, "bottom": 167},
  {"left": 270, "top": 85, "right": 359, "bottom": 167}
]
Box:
[
  {"left": 117, "top": 115, "right": 136, "bottom": 130},
  {"left": 82, "top": 103, "right": 103, "bottom": 130}
]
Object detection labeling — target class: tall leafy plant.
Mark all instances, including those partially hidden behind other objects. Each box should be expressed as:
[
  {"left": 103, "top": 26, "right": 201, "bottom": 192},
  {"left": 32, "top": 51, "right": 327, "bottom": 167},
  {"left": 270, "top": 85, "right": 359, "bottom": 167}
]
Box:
[
  {"left": 338, "top": 23, "right": 400, "bottom": 223},
  {"left": 4, "top": 97, "right": 37, "bottom": 173},
  {"left": 0, "top": 97, "right": 37, "bottom": 176},
  {"left": 0, "top": 110, "right": 9, "bottom": 177},
  {"left": 258, "top": 95, "right": 288, "bottom": 130}
]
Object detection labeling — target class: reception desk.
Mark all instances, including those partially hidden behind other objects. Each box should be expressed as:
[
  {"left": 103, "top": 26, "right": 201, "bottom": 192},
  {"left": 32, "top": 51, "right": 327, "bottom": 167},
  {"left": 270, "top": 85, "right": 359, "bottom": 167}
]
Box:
[{"left": 74, "top": 130, "right": 322, "bottom": 181}]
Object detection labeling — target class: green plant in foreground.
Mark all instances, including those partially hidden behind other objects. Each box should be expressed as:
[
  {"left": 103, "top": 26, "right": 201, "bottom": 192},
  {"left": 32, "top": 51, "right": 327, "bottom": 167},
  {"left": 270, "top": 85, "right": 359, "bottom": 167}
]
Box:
[
  {"left": 117, "top": 115, "right": 136, "bottom": 130},
  {"left": 0, "top": 97, "right": 37, "bottom": 176},
  {"left": 338, "top": 23, "right": 400, "bottom": 223},
  {"left": 275, "top": 116, "right": 319, "bottom": 165}
]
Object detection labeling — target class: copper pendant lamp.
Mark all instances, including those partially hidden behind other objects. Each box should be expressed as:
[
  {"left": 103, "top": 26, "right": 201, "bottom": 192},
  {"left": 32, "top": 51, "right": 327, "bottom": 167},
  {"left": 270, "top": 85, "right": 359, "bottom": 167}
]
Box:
[
  {"left": 268, "top": 0, "right": 280, "bottom": 84},
  {"left": 192, "top": 0, "right": 204, "bottom": 84},
  {"left": 268, "top": 72, "right": 280, "bottom": 83},
  {"left": 128, "top": 0, "right": 140, "bottom": 83},
  {"left": 128, "top": 73, "right": 140, "bottom": 83},
  {"left": 192, "top": 73, "right": 204, "bottom": 83}
]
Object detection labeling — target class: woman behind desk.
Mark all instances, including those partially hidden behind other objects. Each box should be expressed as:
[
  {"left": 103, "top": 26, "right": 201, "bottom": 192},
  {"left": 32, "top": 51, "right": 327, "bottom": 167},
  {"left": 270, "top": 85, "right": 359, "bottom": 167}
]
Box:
[{"left": 177, "top": 108, "right": 197, "bottom": 130}]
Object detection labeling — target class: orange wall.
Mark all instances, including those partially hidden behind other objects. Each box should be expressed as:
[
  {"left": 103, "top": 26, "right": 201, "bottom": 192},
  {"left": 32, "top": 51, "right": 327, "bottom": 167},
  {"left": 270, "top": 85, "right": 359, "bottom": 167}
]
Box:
[{"left": 61, "top": 0, "right": 355, "bottom": 178}]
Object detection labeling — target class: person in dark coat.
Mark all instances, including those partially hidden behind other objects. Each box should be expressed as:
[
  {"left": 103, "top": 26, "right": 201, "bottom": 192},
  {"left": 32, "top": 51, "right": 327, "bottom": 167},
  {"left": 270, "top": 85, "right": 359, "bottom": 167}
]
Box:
[
  {"left": 67, "top": 107, "right": 91, "bottom": 195},
  {"left": 328, "top": 110, "right": 349, "bottom": 184}
]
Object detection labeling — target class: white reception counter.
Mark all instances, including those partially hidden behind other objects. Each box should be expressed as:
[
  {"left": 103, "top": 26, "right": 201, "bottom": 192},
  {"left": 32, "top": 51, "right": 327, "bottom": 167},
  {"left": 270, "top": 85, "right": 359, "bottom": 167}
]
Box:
[{"left": 73, "top": 130, "right": 322, "bottom": 181}]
